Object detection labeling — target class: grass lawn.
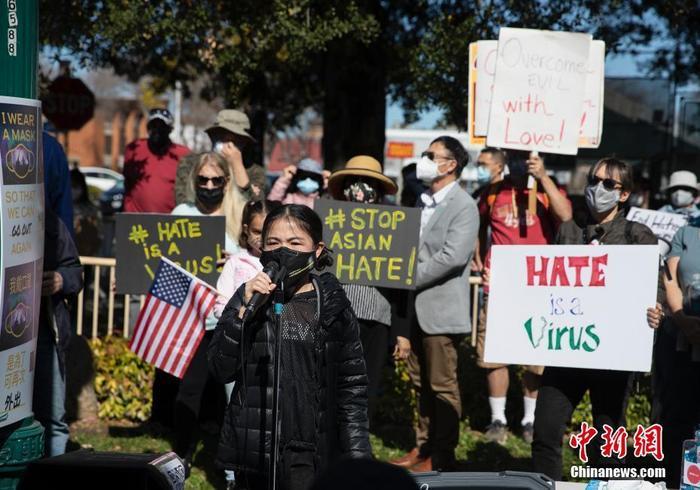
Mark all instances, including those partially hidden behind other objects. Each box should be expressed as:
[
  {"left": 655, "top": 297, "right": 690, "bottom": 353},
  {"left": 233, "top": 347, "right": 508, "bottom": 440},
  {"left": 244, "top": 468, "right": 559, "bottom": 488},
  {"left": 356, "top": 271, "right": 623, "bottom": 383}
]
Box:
[{"left": 69, "top": 419, "right": 585, "bottom": 490}]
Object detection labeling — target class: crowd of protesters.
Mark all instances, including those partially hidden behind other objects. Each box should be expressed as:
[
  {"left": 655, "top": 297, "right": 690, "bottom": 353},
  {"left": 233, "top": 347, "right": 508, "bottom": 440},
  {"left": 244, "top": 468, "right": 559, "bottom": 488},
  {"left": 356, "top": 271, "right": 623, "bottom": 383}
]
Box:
[{"left": 39, "top": 105, "right": 700, "bottom": 489}]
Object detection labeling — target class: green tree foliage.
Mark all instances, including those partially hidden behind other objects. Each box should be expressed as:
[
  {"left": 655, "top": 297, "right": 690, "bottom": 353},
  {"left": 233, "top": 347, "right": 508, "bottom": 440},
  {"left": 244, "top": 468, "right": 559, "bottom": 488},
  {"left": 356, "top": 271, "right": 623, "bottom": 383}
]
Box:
[
  {"left": 40, "top": 0, "right": 379, "bottom": 131},
  {"left": 41, "top": 1, "right": 698, "bottom": 162}
]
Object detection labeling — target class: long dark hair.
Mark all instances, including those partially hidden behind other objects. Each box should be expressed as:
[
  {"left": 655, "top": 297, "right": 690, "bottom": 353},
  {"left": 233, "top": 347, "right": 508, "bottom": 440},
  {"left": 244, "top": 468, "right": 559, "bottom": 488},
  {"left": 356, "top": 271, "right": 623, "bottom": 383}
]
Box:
[
  {"left": 239, "top": 199, "right": 282, "bottom": 248},
  {"left": 261, "top": 204, "right": 333, "bottom": 269}
]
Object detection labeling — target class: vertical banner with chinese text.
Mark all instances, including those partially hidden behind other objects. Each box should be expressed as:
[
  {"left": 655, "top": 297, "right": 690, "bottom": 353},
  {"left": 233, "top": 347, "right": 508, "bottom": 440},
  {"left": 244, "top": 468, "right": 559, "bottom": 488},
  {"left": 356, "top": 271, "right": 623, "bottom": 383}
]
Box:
[{"left": 0, "top": 96, "right": 44, "bottom": 426}]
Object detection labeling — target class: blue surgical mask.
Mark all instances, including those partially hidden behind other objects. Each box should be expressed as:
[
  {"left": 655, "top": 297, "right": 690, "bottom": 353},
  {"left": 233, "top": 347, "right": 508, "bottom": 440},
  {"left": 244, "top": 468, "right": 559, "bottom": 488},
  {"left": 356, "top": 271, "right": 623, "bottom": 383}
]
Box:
[
  {"left": 476, "top": 166, "right": 492, "bottom": 185},
  {"left": 296, "top": 177, "right": 320, "bottom": 195}
]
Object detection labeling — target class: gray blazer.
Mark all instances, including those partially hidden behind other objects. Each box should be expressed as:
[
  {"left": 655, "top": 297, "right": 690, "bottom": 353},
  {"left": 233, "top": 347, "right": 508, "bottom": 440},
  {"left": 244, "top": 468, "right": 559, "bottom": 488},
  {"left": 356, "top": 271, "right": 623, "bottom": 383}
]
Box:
[{"left": 415, "top": 183, "right": 479, "bottom": 335}]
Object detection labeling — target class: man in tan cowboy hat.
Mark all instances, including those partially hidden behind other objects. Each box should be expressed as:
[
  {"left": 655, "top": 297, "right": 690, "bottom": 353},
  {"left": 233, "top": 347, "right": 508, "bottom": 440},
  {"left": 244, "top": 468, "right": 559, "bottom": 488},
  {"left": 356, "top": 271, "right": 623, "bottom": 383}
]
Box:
[{"left": 175, "top": 109, "right": 265, "bottom": 204}]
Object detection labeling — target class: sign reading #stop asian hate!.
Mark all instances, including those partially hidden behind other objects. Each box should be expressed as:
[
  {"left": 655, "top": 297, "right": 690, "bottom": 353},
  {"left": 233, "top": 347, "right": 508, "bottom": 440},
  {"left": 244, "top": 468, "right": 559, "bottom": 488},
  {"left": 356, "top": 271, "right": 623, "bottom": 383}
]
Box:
[{"left": 315, "top": 200, "right": 420, "bottom": 290}]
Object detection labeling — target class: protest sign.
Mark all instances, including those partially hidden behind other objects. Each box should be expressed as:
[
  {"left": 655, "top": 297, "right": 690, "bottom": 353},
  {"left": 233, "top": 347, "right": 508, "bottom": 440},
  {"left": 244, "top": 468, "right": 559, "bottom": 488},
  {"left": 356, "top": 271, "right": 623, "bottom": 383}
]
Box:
[
  {"left": 315, "top": 200, "right": 420, "bottom": 290},
  {"left": 579, "top": 40, "right": 605, "bottom": 148},
  {"left": 115, "top": 213, "right": 225, "bottom": 294},
  {"left": 486, "top": 28, "right": 591, "bottom": 155},
  {"left": 468, "top": 40, "right": 498, "bottom": 145},
  {"left": 627, "top": 207, "right": 688, "bottom": 244},
  {"left": 483, "top": 245, "right": 659, "bottom": 372},
  {"left": 0, "top": 96, "right": 44, "bottom": 427}
]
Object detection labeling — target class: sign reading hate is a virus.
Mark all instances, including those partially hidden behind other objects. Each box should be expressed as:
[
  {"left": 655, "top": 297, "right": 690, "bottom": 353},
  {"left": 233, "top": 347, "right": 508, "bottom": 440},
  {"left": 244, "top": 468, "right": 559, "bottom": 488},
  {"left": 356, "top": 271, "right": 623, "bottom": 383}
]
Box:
[{"left": 483, "top": 245, "right": 659, "bottom": 372}]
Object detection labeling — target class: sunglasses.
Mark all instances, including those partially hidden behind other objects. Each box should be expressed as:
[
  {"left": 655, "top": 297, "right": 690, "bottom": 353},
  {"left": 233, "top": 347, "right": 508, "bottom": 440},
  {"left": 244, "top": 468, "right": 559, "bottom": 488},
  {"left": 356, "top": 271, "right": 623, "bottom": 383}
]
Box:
[
  {"left": 588, "top": 175, "right": 622, "bottom": 191},
  {"left": 197, "top": 175, "right": 227, "bottom": 187}
]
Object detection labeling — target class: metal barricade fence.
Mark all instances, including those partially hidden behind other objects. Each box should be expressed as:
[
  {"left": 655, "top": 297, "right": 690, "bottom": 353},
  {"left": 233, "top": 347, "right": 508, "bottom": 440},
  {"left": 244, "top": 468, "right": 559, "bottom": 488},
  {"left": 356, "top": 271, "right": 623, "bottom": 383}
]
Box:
[{"left": 77, "top": 256, "right": 484, "bottom": 342}]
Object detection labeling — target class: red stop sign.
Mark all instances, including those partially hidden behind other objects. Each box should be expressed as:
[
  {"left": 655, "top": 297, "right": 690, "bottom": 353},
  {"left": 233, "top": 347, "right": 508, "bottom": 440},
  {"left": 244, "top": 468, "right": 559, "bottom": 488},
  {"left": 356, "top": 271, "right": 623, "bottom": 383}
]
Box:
[{"left": 42, "top": 76, "right": 96, "bottom": 131}]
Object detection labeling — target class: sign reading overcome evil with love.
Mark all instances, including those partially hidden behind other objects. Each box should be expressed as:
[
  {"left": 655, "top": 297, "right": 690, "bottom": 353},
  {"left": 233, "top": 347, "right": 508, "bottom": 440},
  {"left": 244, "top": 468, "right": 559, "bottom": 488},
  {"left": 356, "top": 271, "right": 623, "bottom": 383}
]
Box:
[
  {"left": 483, "top": 245, "right": 659, "bottom": 372},
  {"left": 115, "top": 213, "right": 226, "bottom": 295},
  {"left": 315, "top": 200, "right": 420, "bottom": 290}
]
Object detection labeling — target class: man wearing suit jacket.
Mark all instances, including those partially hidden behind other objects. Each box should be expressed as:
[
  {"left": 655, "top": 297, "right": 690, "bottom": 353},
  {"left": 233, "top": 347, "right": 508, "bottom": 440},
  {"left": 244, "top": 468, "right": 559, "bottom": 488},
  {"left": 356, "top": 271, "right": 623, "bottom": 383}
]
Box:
[{"left": 391, "top": 136, "right": 479, "bottom": 472}]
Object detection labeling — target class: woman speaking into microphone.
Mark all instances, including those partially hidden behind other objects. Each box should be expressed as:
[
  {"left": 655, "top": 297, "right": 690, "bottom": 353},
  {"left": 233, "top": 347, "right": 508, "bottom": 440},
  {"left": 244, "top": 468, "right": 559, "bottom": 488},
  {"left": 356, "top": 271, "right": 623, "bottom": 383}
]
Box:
[{"left": 208, "top": 204, "right": 370, "bottom": 490}]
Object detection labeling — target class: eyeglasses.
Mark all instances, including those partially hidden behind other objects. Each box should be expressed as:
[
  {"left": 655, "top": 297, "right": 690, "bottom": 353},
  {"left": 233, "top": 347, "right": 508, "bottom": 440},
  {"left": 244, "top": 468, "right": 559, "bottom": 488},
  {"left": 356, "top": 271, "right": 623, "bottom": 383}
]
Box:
[
  {"left": 421, "top": 151, "right": 455, "bottom": 163},
  {"left": 588, "top": 175, "right": 622, "bottom": 191},
  {"left": 197, "top": 175, "right": 227, "bottom": 187}
]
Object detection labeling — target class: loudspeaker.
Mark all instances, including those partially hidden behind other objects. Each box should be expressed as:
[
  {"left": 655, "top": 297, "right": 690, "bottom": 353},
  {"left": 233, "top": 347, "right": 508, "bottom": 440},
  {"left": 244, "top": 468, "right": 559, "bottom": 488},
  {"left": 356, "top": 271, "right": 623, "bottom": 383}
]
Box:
[
  {"left": 19, "top": 450, "right": 185, "bottom": 490},
  {"left": 412, "top": 471, "right": 555, "bottom": 489}
]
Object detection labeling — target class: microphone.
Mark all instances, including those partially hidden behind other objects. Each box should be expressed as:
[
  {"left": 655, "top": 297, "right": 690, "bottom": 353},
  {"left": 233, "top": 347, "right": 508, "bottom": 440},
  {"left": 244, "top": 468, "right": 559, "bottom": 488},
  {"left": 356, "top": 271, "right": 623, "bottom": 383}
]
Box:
[{"left": 241, "top": 262, "right": 285, "bottom": 321}]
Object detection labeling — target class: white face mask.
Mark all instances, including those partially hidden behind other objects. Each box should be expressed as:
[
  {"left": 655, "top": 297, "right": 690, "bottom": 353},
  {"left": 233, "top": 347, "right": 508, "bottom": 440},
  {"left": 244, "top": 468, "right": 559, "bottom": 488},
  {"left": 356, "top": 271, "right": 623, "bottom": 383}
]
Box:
[
  {"left": 416, "top": 156, "right": 447, "bottom": 183},
  {"left": 671, "top": 189, "right": 695, "bottom": 208},
  {"left": 585, "top": 182, "right": 621, "bottom": 214}
]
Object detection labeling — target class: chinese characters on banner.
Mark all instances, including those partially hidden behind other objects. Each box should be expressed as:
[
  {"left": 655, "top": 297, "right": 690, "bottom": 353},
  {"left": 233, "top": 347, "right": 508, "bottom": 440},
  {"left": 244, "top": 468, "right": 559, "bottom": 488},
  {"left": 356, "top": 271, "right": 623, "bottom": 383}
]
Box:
[
  {"left": 483, "top": 245, "right": 659, "bottom": 372},
  {"left": 0, "top": 96, "right": 44, "bottom": 427}
]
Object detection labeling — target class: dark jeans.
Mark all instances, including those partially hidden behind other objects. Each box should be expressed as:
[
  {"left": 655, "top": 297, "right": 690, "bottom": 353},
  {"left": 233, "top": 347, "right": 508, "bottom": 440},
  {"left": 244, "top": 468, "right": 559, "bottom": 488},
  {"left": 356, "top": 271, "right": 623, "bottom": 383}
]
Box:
[
  {"left": 359, "top": 320, "right": 390, "bottom": 425},
  {"left": 532, "top": 367, "right": 633, "bottom": 481},
  {"left": 174, "top": 332, "right": 215, "bottom": 461},
  {"left": 236, "top": 449, "right": 316, "bottom": 490}
]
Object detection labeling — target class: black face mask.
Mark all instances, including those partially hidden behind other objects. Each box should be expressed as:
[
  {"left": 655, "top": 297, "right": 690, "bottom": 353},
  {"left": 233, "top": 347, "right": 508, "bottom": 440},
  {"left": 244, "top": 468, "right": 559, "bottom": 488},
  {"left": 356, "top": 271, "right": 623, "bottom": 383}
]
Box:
[
  {"left": 196, "top": 187, "right": 224, "bottom": 209},
  {"left": 260, "top": 246, "right": 316, "bottom": 294},
  {"left": 148, "top": 128, "right": 171, "bottom": 153}
]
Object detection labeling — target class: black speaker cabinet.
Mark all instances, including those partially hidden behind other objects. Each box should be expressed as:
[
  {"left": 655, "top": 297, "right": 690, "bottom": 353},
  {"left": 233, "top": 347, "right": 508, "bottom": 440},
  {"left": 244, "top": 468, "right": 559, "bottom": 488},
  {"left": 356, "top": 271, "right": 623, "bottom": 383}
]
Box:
[
  {"left": 19, "top": 450, "right": 185, "bottom": 490},
  {"left": 412, "top": 471, "right": 555, "bottom": 489}
]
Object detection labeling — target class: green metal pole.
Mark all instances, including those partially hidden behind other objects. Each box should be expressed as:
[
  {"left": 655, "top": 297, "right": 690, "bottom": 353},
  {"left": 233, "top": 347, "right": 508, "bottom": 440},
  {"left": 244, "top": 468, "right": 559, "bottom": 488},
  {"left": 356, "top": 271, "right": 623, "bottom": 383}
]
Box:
[
  {"left": 0, "top": 1, "right": 46, "bottom": 488},
  {"left": 0, "top": 0, "right": 38, "bottom": 98}
]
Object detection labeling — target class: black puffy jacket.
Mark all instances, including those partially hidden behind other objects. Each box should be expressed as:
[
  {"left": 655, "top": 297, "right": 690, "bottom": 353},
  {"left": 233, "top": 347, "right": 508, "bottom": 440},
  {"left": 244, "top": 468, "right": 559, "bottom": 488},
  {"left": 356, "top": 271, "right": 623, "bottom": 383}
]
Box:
[{"left": 207, "top": 272, "right": 371, "bottom": 477}]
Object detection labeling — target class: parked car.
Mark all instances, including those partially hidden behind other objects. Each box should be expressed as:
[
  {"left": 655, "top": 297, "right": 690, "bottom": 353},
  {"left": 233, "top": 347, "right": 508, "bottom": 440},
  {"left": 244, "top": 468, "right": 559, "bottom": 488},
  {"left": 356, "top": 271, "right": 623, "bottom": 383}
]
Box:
[
  {"left": 99, "top": 181, "right": 124, "bottom": 216},
  {"left": 78, "top": 166, "right": 123, "bottom": 192}
]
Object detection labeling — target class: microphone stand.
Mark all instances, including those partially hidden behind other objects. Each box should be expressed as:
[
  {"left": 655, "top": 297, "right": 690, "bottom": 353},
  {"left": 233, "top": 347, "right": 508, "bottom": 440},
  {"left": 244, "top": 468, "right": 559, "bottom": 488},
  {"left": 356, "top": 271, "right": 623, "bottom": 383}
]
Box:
[{"left": 269, "top": 269, "right": 286, "bottom": 490}]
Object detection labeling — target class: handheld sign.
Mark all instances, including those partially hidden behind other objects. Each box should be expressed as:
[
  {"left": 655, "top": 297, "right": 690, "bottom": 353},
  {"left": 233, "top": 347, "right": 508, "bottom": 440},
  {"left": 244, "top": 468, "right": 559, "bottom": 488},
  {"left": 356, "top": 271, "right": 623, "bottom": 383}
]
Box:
[
  {"left": 484, "top": 245, "right": 659, "bottom": 372},
  {"left": 627, "top": 207, "right": 688, "bottom": 245},
  {"left": 115, "top": 213, "right": 225, "bottom": 295},
  {"left": 579, "top": 41, "right": 605, "bottom": 148},
  {"left": 486, "top": 28, "right": 592, "bottom": 155},
  {"left": 315, "top": 200, "right": 420, "bottom": 290},
  {"left": 468, "top": 40, "right": 498, "bottom": 145}
]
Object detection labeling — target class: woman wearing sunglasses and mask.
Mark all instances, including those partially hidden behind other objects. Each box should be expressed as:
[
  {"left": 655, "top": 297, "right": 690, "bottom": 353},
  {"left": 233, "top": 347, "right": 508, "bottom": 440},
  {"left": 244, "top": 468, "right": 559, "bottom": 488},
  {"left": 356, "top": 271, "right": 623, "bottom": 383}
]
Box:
[
  {"left": 531, "top": 157, "right": 664, "bottom": 481},
  {"left": 170, "top": 151, "right": 248, "bottom": 476}
]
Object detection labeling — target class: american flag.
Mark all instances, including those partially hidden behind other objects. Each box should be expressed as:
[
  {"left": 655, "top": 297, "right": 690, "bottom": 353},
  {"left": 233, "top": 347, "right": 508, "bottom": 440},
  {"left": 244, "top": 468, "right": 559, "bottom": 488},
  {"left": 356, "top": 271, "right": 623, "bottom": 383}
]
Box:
[{"left": 129, "top": 257, "right": 217, "bottom": 379}]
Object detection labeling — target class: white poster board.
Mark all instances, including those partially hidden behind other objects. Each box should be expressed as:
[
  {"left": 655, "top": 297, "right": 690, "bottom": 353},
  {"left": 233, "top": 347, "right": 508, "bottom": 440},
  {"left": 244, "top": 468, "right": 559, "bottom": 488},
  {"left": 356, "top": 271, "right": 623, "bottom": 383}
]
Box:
[
  {"left": 579, "top": 40, "right": 605, "bottom": 148},
  {"left": 484, "top": 245, "right": 658, "bottom": 372},
  {"left": 486, "top": 28, "right": 592, "bottom": 155},
  {"left": 627, "top": 207, "right": 688, "bottom": 244},
  {"left": 474, "top": 40, "right": 498, "bottom": 137},
  {"left": 0, "top": 96, "right": 44, "bottom": 427}
]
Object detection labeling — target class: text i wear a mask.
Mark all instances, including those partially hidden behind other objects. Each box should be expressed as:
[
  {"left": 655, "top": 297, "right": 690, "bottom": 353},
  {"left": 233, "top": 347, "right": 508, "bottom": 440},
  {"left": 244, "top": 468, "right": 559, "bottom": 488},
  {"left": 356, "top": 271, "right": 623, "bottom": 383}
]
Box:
[
  {"left": 585, "top": 182, "right": 620, "bottom": 214},
  {"left": 671, "top": 189, "right": 695, "bottom": 208},
  {"left": 416, "top": 156, "right": 447, "bottom": 183},
  {"left": 260, "top": 247, "right": 316, "bottom": 294},
  {"left": 344, "top": 181, "right": 379, "bottom": 203},
  {"left": 296, "top": 177, "right": 320, "bottom": 196},
  {"left": 196, "top": 186, "right": 225, "bottom": 208}
]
